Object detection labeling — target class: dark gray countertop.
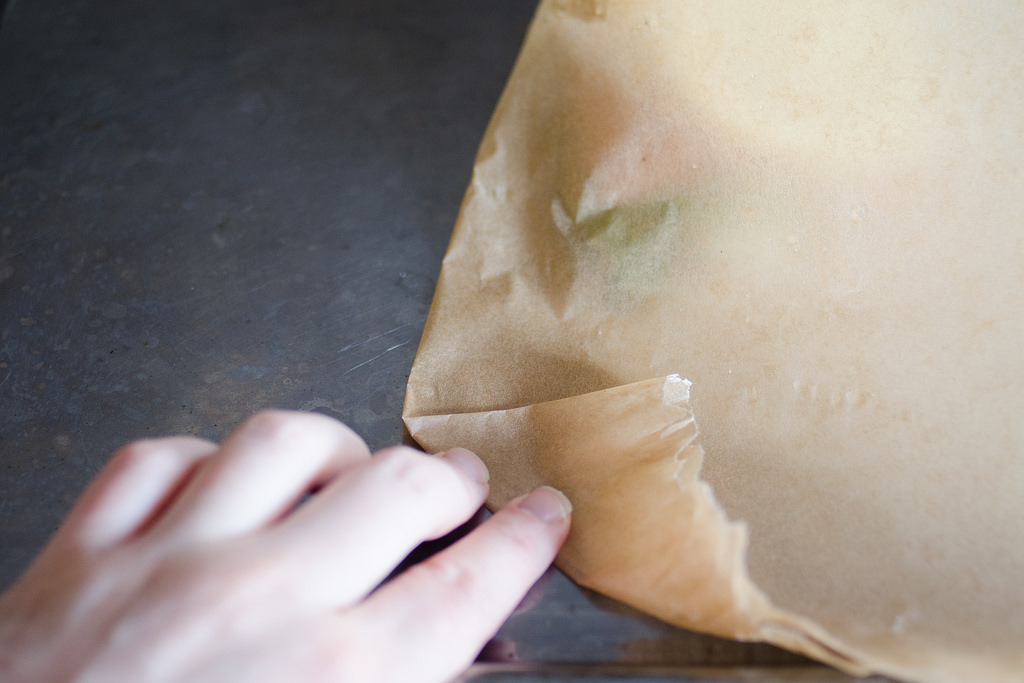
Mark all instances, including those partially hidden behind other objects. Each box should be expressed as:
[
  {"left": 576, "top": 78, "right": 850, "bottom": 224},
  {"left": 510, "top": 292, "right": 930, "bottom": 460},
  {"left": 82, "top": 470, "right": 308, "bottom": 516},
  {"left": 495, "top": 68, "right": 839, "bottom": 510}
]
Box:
[
  {"left": 0, "top": 2, "right": 880, "bottom": 680},
  {"left": 1, "top": 0, "right": 515, "bottom": 582}
]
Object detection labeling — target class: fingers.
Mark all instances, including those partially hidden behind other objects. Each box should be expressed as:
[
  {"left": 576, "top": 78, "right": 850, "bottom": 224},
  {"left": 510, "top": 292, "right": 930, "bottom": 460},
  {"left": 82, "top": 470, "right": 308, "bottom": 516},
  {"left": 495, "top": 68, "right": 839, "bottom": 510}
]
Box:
[
  {"left": 27, "top": 410, "right": 571, "bottom": 683},
  {"left": 340, "top": 487, "right": 572, "bottom": 683},
  {"left": 152, "top": 411, "right": 370, "bottom": 544},
  {"left": 259, "top": 446, "right": 490, "bottom": 610},
  {"left": 55, "top": 437, "right": 217, "bottom": 551}
]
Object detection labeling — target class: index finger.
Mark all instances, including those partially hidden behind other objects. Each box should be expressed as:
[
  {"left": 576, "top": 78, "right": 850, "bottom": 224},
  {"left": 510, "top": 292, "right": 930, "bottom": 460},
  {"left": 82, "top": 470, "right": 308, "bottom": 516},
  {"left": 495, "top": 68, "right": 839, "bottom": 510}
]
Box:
[{"left": 343, "top": 486, "right": 572, "bottom": 683}]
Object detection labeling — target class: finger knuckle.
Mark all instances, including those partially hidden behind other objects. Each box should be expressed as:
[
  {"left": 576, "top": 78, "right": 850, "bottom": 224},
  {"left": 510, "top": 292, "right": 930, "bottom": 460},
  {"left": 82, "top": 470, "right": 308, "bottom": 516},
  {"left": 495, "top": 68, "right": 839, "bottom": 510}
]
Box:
[
  {"left": 241, "top": 410, "right": 311, "bottom": 441},
  {"left": 111, "top": 439, "right": 160, "bottom": 463},
  {"left": 420, "top": 554, "right": 477, "bottom": 596},
  {"left": 409, "top": 558, "right": 483, "bottom": 638},
  {"left": 110, "top": 439, "right": 179, "bottom": 473},
  {"left": 241, "top": 411, "right": 368, "bottom": 458},
  {"left": 374, "top": 447, "right": 446, "bottom": 499},
  {"left": 331, "top": 422, "right": 370, "bottom": 459},
  {"left": 493, "top": 515, "right": 552, "bottom": 559}
]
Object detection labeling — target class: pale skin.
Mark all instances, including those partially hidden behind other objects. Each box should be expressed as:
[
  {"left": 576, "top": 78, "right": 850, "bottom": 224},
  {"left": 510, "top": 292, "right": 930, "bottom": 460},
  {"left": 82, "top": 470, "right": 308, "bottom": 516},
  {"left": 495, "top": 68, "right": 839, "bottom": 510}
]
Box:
[{"left": 0, "top": 410, "right": 572, "bottom": 682}]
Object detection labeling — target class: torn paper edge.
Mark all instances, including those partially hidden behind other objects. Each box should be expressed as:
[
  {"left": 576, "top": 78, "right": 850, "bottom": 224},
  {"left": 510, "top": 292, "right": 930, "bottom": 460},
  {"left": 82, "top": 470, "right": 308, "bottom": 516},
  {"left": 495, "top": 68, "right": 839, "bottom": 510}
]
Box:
[{"left": 404, "top": 374, "right": 875, "bottom": 677}]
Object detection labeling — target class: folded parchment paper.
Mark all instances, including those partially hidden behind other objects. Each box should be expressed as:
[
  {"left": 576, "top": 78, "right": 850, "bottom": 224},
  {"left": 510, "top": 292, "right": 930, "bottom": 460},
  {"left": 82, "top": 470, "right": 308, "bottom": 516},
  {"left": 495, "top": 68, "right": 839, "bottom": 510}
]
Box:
[{"left": 403, "top": 3, "right": 1024, "bottom": 682}]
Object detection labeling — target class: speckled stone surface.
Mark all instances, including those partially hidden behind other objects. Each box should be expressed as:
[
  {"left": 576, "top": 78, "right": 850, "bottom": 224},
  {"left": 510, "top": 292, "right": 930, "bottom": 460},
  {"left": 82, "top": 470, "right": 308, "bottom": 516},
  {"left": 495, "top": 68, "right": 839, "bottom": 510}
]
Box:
[{"left": 1, "top": 0, "right": 532, "bottom": 584}]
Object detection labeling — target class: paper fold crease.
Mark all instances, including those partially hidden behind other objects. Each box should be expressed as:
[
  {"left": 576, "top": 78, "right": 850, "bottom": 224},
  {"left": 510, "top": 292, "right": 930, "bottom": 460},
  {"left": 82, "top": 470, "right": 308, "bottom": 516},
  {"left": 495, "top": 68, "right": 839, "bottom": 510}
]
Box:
[{"left": 405, "top": 375, "right": 867, "bottom": 675}]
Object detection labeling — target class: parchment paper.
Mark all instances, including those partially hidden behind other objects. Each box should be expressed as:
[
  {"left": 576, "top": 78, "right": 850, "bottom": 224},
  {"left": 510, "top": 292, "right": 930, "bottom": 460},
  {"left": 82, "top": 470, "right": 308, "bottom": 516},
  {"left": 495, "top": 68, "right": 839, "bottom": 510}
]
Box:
[{"left": 403, "top": 3, "right": 1024, "bottom": 682}]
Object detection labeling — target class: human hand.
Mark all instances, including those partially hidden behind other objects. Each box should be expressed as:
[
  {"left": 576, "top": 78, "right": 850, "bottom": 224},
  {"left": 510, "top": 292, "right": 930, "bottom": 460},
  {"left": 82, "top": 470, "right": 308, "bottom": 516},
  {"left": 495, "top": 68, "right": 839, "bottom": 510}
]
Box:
[{"left": 0, "top": 411, "right": 571, "bottom": 683}]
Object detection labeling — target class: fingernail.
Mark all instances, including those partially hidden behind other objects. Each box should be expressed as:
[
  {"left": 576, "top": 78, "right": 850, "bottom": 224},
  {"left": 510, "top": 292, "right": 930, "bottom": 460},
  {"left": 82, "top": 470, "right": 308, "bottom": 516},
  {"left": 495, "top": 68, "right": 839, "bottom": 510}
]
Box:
[
  {"left": 441, "top": 447, "right": 489, "bottom": 485},
  {"left": 517, "top": 486, "right": 572, "bottom": 524}
]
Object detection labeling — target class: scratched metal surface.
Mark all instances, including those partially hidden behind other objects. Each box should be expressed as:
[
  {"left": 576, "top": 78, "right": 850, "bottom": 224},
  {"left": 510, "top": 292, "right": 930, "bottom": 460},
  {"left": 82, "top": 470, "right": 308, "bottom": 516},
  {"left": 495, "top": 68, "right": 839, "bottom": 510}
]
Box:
[{"left": 0, "top": 2, "right": 886, "bottom": 680}]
